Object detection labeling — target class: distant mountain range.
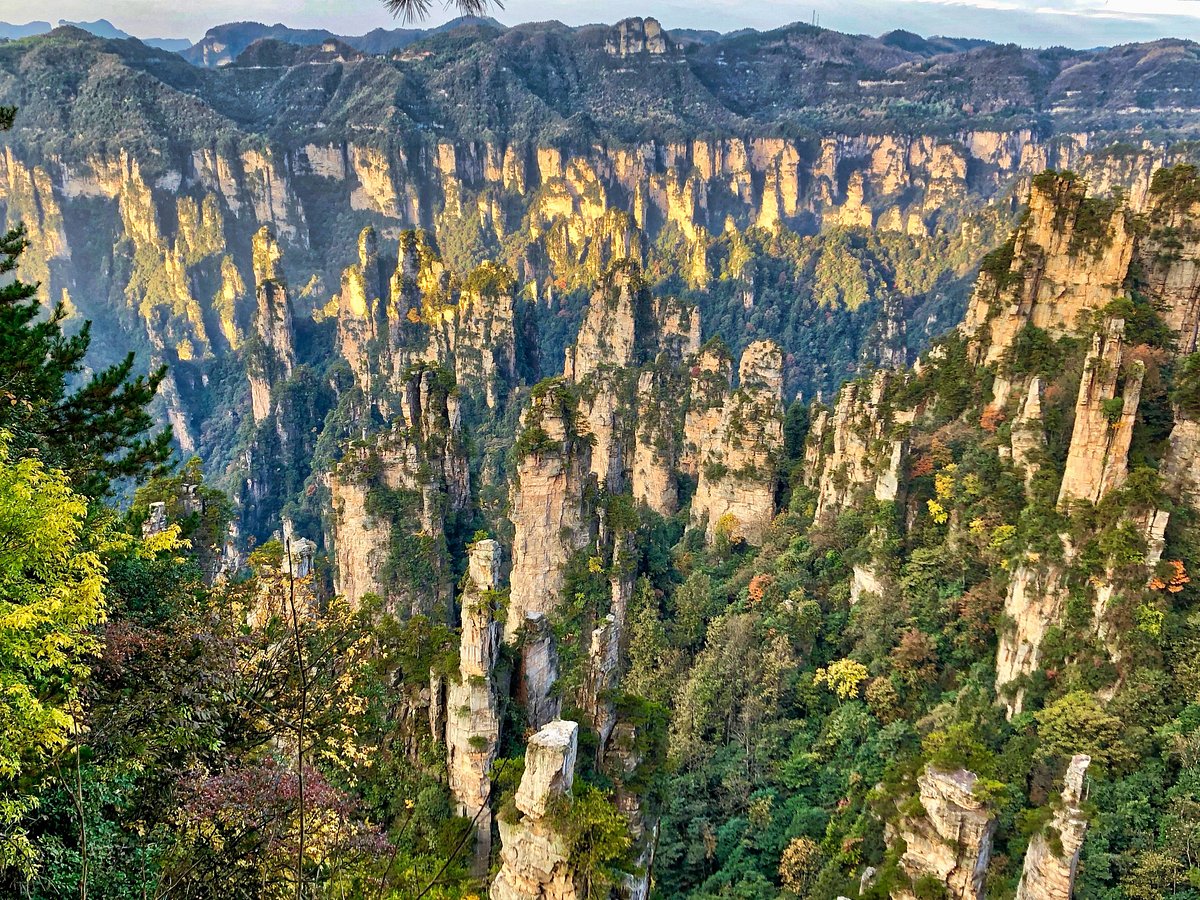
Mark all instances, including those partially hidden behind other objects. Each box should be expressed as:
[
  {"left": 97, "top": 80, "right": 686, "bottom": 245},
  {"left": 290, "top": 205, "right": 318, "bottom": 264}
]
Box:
[
  {"left": 0, "top": 14, "right": 1003, "bottom": 70},
  {"left": 0, "top": 18, "right": 191, "bottom": 50}
]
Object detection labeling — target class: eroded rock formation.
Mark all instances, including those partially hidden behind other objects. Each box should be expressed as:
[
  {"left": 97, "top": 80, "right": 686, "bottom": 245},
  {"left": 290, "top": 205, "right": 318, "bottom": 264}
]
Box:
[
  {"left": 1015, "top": 755, "right": 1092, "bottom": 900},
  {"left": 890, "top": 766, "right": 996, "bottom": 900},
  {"left": 492, "top": 720, "right": 580, "bottom": 900},
  {"left": 445, "top": 539, "right": 504, "bottom": 875},
  {"left": 691, "top": 340, "right": 785, "bottom": 544},
  {"left": 326, "top": 364, "right": 469, "bottom": 615},
  {"left": 1057, "top": 319, "right": 1143, "bottom": 507}
]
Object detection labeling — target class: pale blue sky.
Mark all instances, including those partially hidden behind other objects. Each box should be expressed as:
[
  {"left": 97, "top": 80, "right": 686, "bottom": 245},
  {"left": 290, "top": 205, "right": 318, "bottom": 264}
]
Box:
[{"left": 4, "top": 0, "right": 1200, "bottom": 48}]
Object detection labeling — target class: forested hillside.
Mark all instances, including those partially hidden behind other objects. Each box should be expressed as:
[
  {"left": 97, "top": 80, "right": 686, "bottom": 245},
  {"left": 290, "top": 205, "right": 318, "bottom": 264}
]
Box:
[{"left": 2, "top": 15, "right": 1200, "bottom": 900}]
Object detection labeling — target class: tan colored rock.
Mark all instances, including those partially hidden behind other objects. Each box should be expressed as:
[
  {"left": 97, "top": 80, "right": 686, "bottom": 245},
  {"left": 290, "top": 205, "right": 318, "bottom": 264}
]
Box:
[
  {"left": 1015, "top": 755, "right": 1091, "bottom": 900},
  {"left": 336, "top": 227, "right": 390, "bottom": 402},
  {"left": 1162, "top": 412, "right": 1200, "bottom": 509},
  {"left": 692, "top": 340, "right": 784, "bottom": 545},
  {"left": 605, "top": 17, "right": 670, "bottom": 56},
  {"left": 963, "top": 174, "right": 1134, "bottom": 367},
  {"left": 810, "top": 370, "right": 903, "bottom": 522},
  {"left": 682, "top": 341, "right": 735, "bottom": 477},
  {"left": 996, "top": 563, "right": 1067, "bottom": 717},
  {"left": 492, "top": 720, "right": 580, "bottom": 900},
  {"left": 518, "top": 613, "right": 562, "bottom": 731},
  {"left": 247, "top": 226, "right": 296, "bottom": 423},
  {"left": 327, "top": 365, "right": 469, "bottom": 615},
  {"left": 890, "top": 766, "right": 996, "bottom": 900},
  {"left": 1058, "top": 319, "right": 1143, "bottom": 507},
  {"left": 445, "top": 539, "right": 503, "bottom": 875},
  {"left": 1011, "top": 376, "right": 1046, "bottom": 486},
  {"left": 507, "top": 380, "right": 596, "bottom": 633}
]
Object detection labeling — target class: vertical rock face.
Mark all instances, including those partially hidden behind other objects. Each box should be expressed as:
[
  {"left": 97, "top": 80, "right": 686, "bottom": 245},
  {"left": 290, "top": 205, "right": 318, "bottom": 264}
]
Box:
[
  {"left": 1015, "top": 755, "right": 1092, "bottom": 900},
  {"left": 605, "top": 17, "right": 670, "bottom": 56},
  {"left": 492, "top": 720, "right": 581, "bottom": 900},
  {"left": 247, "top": 226, "right": 296, "bottom": 423},
  {"left": 327, "top": 365, "right": 469, "bottom": 615},
  {"left": 564, "top": 262, "right": 698, "bottom": 506},
  {"left": 454, "top": 262, "right": 519, "bottom": 409},
  {"left": 445, "top": 539, "right": 503, "bottom": 875},
  {"left": 1139, "top": 179, "right": 1200, "bottom": 355},
  {"left": 962, "top": 173, "right": 1135, "bottom": 367},
  {"left": 890, "top": 766, "right": 997, "bottom": 900},
  {"left": 632, "top": 366, "right": 684, "bottom": 515},
  {"left": 691, "top": 340, "right": 785, "bottom": 544},
  {"left": 807, "top": 370, "right": 905, "bottom": 523},
  {"left": 508, "top": 380, "right": 595, "bottom": 727},
  {"left": 995, "top": 564, "right": 1068, "bottom": 717},
  {"left": 508, "top": 380, "right": 596, "bottom": 638},
  {"left": 682, "top": 340, "right": 735, "bottom": 477},
  {"left": 336, "top": 226, "right": 391, "bottom": 406},
  {"left": 1010, "top": 376, "right": 1047, "bottom": 485},
  {"left": 1162, "top": 413, "right": 1200, "bottom": 509},
  {"left": 1057, "top": 319, "right": 1144, "bottom": 507}
]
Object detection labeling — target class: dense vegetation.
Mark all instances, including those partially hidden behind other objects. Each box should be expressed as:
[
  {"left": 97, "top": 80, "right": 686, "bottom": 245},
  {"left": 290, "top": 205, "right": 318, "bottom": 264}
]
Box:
[{"left": 3, "top": 41, "right": 1200, "bottom": 900}]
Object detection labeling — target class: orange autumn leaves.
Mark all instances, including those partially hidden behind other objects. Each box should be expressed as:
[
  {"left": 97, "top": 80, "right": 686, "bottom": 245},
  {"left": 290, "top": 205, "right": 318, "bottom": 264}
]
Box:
[{"left": 1150, "top": 559, "right": 1190, "bottom": 593}]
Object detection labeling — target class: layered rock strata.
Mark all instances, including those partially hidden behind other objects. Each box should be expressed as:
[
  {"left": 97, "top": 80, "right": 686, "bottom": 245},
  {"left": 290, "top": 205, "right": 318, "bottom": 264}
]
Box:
[
  {"left": 890, "top": 766, "right": 996, "bottom": 900},
  {"left": 492, "top": 720, "right": 581, "bottom": 900}
]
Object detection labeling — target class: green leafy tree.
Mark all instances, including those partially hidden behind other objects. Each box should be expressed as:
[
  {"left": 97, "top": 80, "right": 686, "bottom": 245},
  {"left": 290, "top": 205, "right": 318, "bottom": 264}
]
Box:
[{"left": 0, "top": 435, "right": 105, "bottom": 874}]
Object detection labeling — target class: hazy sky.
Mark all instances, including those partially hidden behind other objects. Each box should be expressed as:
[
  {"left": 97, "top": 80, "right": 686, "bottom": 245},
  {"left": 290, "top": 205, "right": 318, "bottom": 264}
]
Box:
[{"left": 6, "top": 0, "right": 1200, "bottom": 48}]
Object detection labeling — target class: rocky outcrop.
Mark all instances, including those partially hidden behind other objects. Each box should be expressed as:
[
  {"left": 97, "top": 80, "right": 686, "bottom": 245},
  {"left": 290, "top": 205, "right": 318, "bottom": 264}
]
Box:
[
  {"left": 691, "top": 340, "right": 784, "bottom": 544},
  {"left": 682, "top": 340, "right": 734, "bottom": 478},
  {"left": 1015, "top": 755, "right": 1091, "bottom": 900},
  {"left": 508, "top": 380, "right": 596, "bottom": 727},
  {"left": 890, "top": 766, "right": 996, "bottom": 900},
  {"left": 1009, "top": 376, "right": 1047, "bottom": 485},
  {"left": 326, "top": 364, "right": 469, "bottom": 615},
  {"left": 492, "top": 720, "right": 580, "bottom": 900},
  {"left": 962, "top": 173, "right": 1134, "bottom": 367},
  {"left": 995, "top": 563, "right": 1068, "bottom": 717},
  {"left": 1057, "top": 319, "right": 1143, "bottom": 507},
  {"left": 508, "top": 379, "right": 596, "bottom": 636},
  {"left": 335, "top": 226, "right": 392, "bottom": 407},
  {"left": 605, "top": 18, "right": 670, "bottom": 57},
  {"left": 445, "top": 539, "right": 504, "bottom": 875},
  {"left": 807, "top": 370, "right": 907, "bottom": 523},
  {"left": 1139, "top": 174, "right": 1200, "bottom": 355},
  {"left": 631, "top": 366, "right": 685, "bottom": 515},
  {"left": 247, "top": 227, "right": 296, "bottom": 423}
]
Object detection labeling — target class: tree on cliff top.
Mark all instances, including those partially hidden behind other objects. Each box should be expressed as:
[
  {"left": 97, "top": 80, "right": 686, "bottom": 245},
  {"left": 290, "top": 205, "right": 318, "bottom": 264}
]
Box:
[{"left": 0, "top": 113, "right": 171, "bottom": 497}]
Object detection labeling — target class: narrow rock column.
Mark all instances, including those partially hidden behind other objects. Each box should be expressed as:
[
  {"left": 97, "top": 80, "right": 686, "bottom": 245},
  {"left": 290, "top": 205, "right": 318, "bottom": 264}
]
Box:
[
  {"left": 247, "top": 226, "right": 295, "bottom": 423},
  {"left": 1015, "top": 755, "right": 1091, "bottom": 900},
  {"left": 445, "top": 539, "right": 504, "bottom": 876},
  {"left": 1058, "top": 319, "right": 1143, "bottom": 507},
  {"left": 492, "top": 721, "right": 581, "bottom": 900},
  {"left": 889, "top": 765, "right": 996, "bottom": 900}
]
